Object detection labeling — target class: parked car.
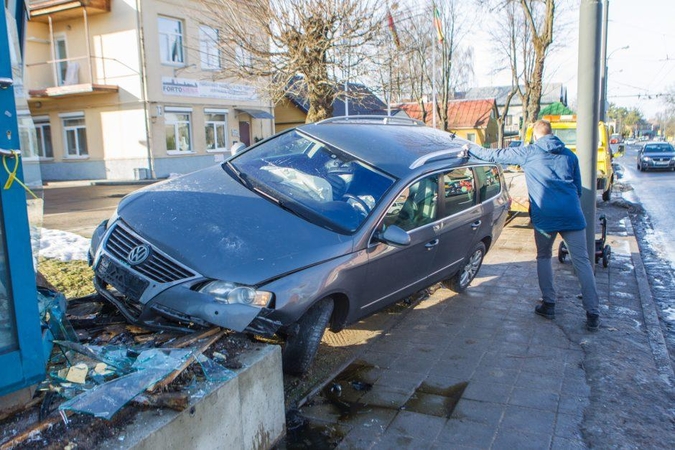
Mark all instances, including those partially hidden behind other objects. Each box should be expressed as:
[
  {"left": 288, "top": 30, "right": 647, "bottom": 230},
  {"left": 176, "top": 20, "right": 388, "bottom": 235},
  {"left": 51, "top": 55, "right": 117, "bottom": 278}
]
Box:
[
  {"left": 89, "top": 116, "right": 511, "bottom": 375},
  {"left": 637, "top": 142, "right": 675, "bottom": 172}
]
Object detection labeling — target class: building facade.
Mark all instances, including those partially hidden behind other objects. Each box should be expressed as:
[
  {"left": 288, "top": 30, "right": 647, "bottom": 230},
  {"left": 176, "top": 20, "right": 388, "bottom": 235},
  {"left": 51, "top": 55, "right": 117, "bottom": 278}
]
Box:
[{"left": 22, "top": 0, "right": 274, "bottom": 181}]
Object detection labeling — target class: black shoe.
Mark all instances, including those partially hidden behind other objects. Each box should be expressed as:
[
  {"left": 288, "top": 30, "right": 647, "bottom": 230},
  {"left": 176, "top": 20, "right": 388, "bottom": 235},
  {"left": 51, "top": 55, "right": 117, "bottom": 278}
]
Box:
[
  {"left": 586, "top": 313, "right": 600, "bottom": 331},
  {"left": 535, "top": 302, "right": 555, "bottom": 320}
]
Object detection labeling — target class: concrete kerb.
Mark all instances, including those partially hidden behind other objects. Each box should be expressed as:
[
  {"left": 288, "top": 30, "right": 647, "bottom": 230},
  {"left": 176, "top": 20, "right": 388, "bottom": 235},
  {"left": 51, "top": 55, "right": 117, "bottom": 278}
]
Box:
[{"left": 618, "top": 198, "right": 675, "bottom": 385}]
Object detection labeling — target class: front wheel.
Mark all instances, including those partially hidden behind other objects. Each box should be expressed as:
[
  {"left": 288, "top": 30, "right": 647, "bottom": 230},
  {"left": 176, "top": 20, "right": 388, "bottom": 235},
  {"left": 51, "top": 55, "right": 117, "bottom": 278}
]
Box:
[
  {"left": 282, "top": 297, "right": 334, "bottom": 376},
  {"left": 445, "top": 242, "right": 486, "bottom": 293}
]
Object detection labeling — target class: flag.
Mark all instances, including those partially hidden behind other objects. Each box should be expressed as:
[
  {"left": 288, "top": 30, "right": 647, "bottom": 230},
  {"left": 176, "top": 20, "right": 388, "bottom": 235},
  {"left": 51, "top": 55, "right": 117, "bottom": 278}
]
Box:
[
  {"left": 433, "top": 6, "right": 444, "bottom": 44},
  {"left": 387, "top": 9, "right": 401, "bottom": 49}
]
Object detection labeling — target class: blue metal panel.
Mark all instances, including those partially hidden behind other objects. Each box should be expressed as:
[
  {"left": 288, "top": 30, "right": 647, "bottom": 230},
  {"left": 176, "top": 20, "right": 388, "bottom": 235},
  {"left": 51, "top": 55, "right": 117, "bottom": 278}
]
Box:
[{"left": 0, "top": 3, "right": 47, "bottom": 397}]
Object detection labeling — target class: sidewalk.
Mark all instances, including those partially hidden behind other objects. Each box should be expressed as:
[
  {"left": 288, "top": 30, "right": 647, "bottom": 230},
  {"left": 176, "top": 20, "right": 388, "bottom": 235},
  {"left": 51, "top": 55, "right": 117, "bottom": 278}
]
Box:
[{"left": 296, "top": 200, "right": 675, "bottom": 449}]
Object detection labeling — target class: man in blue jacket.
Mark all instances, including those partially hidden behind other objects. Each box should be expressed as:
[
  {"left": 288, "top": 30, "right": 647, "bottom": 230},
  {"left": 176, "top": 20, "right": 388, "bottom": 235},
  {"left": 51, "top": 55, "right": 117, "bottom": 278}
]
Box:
[{"left": 463, "top": 119, "right": 600, "bottom": 331}]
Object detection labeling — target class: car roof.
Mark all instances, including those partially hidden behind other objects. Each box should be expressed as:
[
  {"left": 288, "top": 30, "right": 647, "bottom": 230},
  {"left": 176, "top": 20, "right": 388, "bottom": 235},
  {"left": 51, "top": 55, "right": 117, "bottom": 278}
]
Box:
[{"left": 297, "top": 118, "right": 467, "bottom": 178}]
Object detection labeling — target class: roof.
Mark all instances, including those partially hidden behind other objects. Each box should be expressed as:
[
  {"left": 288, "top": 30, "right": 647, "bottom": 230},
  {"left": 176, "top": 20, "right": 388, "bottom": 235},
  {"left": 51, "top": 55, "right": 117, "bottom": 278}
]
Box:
[
  {"left": 462, "top": 83, "right": 565, "bottom": 107},
  {"left": 285, "top": 77, "right": 393, "bottom": 117},
  {"left": 396, "top": 99, "right": 496, "bottom": 129},
  {"left": 538, "top": 102, "right": 575, "bottom": 118},
  {"left": 297, "top": 119, "right": 466, "bottom": 178}
]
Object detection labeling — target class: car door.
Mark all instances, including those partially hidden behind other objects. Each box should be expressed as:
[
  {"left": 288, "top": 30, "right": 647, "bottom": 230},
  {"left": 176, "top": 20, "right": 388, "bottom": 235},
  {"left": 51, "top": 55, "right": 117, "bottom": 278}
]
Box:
[
  {"left": 427, "top": 167, "right": 482, "bottom": 283},
  {"left": 360, "top": 174, "right": 440, "bottom": 316}
]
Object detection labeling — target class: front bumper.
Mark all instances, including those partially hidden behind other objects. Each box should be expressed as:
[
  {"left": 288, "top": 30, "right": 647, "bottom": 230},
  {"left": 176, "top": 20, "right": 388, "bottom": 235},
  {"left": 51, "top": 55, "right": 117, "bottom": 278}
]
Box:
[
  {"left": 641, "top": 158, "right": 675, "bottom": 170},
  {"left": 91, "top": 221, "right": 282, "bottom": 335}
]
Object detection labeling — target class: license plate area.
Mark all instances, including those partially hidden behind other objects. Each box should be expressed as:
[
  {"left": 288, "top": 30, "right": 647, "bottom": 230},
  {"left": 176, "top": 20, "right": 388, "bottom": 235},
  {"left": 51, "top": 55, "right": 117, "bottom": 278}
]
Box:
[{"left": 97, "top": 255, "right": 149, "bottom": 302}]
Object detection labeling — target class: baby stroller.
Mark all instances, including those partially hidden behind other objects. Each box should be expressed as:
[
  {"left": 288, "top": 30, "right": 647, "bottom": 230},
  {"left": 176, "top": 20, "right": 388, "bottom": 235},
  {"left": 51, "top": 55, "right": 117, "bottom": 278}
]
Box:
[{"left": 558, "top": 215, "right": 610, "bottom": 268}]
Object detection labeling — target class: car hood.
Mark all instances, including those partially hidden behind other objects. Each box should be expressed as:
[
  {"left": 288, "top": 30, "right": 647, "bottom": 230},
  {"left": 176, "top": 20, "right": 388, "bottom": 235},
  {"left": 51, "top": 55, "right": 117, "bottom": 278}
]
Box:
[{"left": 115, "top": 165, "right": 354, "bottom": 285}]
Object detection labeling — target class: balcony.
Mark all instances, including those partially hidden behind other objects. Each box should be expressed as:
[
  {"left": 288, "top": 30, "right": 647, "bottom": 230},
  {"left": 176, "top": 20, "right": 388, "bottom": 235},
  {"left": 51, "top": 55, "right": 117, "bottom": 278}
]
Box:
[{"left": 27, "top": 0, "right": 111, "bottom": 23}]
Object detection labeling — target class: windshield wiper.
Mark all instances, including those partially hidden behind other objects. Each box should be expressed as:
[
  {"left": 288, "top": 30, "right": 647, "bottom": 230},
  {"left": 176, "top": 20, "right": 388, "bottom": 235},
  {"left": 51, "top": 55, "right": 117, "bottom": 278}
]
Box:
[{"left": 225, "top": 161, "right": 253, "bottom": 190}]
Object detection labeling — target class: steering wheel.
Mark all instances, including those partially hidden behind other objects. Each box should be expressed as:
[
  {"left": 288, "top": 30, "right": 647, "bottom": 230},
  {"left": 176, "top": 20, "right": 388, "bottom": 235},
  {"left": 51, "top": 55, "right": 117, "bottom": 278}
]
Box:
[{"left": 342, "top": 194, "right": 371, "bottom": 216}]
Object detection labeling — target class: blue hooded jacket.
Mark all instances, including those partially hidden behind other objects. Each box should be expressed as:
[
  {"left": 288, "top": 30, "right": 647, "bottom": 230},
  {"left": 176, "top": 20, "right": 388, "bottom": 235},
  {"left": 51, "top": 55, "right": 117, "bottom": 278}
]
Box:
[{"left": 468, "top": 134, "right": 586, "bottom": 233}]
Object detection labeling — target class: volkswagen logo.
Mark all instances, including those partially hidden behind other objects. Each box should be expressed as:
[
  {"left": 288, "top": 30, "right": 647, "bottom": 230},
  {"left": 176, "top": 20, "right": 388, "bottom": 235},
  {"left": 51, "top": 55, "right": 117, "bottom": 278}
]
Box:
[{"left": 127, "top": 244, "right": 151, "bottom": 266}]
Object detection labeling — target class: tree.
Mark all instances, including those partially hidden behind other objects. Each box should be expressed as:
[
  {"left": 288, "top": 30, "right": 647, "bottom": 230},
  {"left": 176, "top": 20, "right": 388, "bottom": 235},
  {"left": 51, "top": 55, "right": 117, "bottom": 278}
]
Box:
[
  {"left": 477, "top": 0, "right": 559, "bottom": 139},
  {"left": 198, "top": 0, "right": 382, "bottom": 122},
  {"left": 485, "top": 1, "right": 528, "bottom": 146},
  {"left": 374, "top": 1, "right": 473, "bottom": 131},
  {"left": 607, "top": 103, "right": 629, "bottom": 136}
]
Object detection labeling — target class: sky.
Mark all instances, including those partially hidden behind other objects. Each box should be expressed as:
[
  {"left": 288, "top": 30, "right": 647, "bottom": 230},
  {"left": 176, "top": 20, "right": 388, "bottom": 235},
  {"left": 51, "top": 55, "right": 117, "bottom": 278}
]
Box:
[{"left": 473, "top": 0, "right": 675, "bottom": 120}]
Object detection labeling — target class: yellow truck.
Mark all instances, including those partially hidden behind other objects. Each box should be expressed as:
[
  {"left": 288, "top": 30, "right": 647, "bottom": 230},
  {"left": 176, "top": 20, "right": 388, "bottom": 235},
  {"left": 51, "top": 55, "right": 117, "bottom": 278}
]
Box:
[{"left": 505, "top": 115, "right": 614, "bottom": 213}]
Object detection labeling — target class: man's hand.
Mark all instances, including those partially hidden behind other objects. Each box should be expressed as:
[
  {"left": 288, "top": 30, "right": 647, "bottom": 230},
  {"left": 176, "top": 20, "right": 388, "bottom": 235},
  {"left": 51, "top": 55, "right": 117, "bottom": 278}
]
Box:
[{"left": 460, "top": 144, "right": 470, "bottom": 159}]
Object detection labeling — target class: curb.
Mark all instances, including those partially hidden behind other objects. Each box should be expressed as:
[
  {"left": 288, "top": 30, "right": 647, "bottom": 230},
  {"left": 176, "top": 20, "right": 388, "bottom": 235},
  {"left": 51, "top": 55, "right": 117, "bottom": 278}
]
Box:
[{"left": 621, "top": 200, "right": 675, "bottom": 386}]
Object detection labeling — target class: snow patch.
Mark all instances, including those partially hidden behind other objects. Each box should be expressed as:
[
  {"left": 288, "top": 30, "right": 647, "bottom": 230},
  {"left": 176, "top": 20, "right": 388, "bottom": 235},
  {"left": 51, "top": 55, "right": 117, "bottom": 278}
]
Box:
[{"left": 38, "top": 228, "right": 89, "bottom": 262}]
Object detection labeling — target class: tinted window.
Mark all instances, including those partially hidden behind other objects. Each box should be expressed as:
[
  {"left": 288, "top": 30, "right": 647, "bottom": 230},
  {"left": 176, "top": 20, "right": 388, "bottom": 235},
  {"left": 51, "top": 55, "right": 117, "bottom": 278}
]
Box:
[
  {"left": 475, "top": 165, "right": 502, "bottom": 202},
  {"left": 644, "top": 144, "right": 674, "bottom": 153},
  {"left": 441, "top": 168, "right": 475, "bottom": 217},
  {"left": 383, "top": 175, "right": 439, "bottom": 231}
]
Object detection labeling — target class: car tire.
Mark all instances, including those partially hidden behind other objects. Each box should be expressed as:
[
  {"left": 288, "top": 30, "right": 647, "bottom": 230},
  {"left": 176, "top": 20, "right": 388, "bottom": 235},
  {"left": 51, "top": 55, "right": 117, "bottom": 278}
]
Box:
[
  {"left": 445, "top": 242, "right": 486, "bottom": 293},
  {"left": 282, "top": 297, "right": 334, "bottom": 376},
  {"left": 602, "top": 184, "right": 611, "bottom": 202}
]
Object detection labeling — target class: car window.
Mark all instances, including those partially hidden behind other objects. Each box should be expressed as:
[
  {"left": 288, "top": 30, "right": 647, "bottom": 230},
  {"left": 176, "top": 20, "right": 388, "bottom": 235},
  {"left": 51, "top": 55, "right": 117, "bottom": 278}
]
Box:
[
  {"left": 644, "top": 144, "right": 674, "bottom": 153},
  {"left": 383, "top": 175, "right": 439, "bottom": 232},
  {"left": 229, "top": 129, "right": 395, "bottom": 233},
  {"left": 474, "top": 165, "right": 502, "bottom": 202},
  {"left": 440, "top": 168, "right": 476, "bottom": 217}
]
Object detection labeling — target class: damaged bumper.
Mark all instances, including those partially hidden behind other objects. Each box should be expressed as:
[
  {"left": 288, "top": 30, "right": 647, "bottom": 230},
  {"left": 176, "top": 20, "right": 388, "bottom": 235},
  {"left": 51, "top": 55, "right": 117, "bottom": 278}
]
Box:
[{"left": 91, "top": 221, "right": 282, "bottom": 335}]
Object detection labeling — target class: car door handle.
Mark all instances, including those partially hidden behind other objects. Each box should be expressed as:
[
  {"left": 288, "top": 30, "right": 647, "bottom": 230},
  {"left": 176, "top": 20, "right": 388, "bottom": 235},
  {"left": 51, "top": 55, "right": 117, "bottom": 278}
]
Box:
[
  {"left": 425, "top": 239, "right": 439, "bottom": 250},
  {"left": 471, "top": 220, "right": 482, "bottom": 230}
]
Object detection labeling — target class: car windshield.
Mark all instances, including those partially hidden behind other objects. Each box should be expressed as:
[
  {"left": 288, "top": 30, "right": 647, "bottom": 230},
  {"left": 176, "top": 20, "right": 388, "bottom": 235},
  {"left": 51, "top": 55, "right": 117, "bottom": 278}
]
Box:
[
  {"left": 227, "top": 129, "right": 395, "bottom": 233},
  {"left": 644, "top": 144, "right": 674, "bottom": 153}
]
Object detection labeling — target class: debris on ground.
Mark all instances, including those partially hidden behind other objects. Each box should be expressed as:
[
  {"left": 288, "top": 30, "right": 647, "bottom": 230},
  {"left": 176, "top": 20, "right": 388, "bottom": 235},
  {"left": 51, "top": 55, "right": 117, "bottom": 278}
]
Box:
[{"left": 0, "top": 289, "right": 252, "bottom": 449}]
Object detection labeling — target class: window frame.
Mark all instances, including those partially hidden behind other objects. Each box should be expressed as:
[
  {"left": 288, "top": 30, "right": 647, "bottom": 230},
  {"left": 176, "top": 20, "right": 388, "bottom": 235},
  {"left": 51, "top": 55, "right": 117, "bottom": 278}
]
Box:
[
  {"left": 439, "top": 167, "right": 477, "bottom": 219},
  {"left": 199, "top": 25, "right": 221, "bottom": 70},
  {"left": 204, "top": 108, "right": 228, "bottom": 152},
  {"left": 33, "top": 116, "right": 53, "bottom": 159},
  {"left": 158, "top": 16, "right": 185, "bottom": 66},
  {"left": 59, "top": 112, "right": 88, "bottom": 159},
  {"left": 165, "top": 107, "right": 193, "bottom": 154}
]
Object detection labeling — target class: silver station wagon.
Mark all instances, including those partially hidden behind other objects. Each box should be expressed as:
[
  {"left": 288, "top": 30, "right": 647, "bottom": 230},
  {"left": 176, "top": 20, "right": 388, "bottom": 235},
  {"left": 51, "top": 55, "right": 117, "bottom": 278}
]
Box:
[{"left": 89, "top": 117, "right": 511, "bottom": 374}]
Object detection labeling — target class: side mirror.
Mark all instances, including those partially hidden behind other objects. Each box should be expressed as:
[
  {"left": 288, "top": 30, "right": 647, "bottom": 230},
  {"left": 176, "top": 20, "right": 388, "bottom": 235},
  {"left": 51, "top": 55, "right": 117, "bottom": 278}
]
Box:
[{"left": 375, "top": 225, "right": 411, "bottom": 246}]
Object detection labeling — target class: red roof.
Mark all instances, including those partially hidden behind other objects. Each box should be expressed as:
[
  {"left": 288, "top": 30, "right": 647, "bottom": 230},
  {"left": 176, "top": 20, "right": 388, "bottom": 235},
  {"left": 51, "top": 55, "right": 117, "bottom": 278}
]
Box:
[{"left": 398, "top": 99, "right": 496, "bottom": 129}]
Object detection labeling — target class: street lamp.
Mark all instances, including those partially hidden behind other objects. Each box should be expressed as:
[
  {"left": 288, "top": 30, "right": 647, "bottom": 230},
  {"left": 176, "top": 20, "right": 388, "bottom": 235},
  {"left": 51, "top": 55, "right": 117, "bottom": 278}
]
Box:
[{"left": 601, "top": 45, "right": 629, "bottom": 123}]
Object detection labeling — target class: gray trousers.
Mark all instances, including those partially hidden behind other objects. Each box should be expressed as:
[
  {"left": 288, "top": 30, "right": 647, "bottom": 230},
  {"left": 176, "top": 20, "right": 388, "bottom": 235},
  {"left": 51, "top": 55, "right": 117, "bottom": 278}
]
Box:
[{"left": 534, "top": 228, "right": 600, "bottom": 316}]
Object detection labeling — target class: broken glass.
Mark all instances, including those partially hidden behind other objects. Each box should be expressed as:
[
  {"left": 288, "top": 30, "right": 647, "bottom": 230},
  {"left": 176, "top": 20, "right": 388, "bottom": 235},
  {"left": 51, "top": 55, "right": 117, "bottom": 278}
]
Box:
[
  {"left": 59, "top": 348, "right": 193, "bottom": 420},
  {"left": 196, "top": 354, "right": 236, "bottom": 383},
  {"left": 38, "top": 289, "right": 78, "bottom": 342}
]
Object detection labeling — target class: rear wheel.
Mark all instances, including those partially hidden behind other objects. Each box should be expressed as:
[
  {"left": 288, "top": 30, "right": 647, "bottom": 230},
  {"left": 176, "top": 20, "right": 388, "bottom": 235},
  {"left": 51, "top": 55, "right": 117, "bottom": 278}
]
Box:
[
  {"left": 558, "top": 241, "right": 567, "bottom": 263},
  {"left": 602, "top": 184, "right": 612, "bottom": 202},
  {"left": 282, "top": 297, "right": 334, "bottom": 376},
  {"left": 445, "top": 242, "right": 486, "bottom": 293}
]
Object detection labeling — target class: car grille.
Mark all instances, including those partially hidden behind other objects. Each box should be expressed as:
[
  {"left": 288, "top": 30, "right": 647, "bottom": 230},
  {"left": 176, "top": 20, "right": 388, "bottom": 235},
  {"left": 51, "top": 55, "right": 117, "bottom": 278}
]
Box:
[{"left": 105, "top": 222, "right": 195, "bottom": 283}]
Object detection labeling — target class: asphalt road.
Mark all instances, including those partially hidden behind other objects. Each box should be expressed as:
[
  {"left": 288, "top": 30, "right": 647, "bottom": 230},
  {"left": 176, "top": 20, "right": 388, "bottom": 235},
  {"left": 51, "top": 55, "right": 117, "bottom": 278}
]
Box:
[
  {"left": 42, "top": 182, "right": 148, "bottom": 238},
  {"left": 619, "top": 143, "right": 675, "bottom": 262}
]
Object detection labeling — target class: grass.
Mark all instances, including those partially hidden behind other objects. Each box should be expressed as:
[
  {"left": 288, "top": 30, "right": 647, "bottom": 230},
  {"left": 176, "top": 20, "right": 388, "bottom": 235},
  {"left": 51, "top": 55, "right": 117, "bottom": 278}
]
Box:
[{"left": 38, "top": 257, "right": 96, "bottom": 299}]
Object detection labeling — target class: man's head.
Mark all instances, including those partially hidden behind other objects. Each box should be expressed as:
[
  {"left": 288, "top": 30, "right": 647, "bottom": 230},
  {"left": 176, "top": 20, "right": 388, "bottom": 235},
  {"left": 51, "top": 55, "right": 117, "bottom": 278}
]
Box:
[{"left": 532, "top": 120, "right": 553, "bottom": 141}]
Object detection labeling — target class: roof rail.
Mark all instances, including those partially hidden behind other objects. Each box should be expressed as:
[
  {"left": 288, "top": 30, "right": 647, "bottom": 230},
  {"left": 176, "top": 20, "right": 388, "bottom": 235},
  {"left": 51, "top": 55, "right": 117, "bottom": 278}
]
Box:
[
  {"left": 410, "top": 149, "right": 465, "bottom": 169},
  {"left": 316, "top": 115, "right": 425, "bottom": 126}
]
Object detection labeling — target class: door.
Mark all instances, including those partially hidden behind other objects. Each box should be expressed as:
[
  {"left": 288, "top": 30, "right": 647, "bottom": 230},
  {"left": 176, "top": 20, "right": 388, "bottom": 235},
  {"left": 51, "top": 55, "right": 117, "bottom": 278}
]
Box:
[
  {"left": 239, "top": 121, "right": 251, "bottom": 146},
  {"left": 427, "top": 167, "right": 482, "bottom": 282},
  {"left": 54, "top": 35, "right": 67, "bottom": 85},
  {"left": 361, "top": 174, "right": 440, "bottom": 315}
]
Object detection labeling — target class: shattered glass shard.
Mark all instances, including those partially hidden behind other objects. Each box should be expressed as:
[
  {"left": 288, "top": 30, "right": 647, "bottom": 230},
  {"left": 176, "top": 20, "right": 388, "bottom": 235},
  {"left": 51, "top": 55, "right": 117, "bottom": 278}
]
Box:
[
  {"left": 196, "top": 354, "right": 237, "bottom": 383},
  {"left": 58, "top": 348, "right": 193, "bottom": 420}
]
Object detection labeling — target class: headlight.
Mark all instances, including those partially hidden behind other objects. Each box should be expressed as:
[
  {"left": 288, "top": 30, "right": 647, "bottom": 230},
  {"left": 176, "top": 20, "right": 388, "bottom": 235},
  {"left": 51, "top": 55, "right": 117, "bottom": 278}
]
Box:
[
  {"left": 198, "top": 281, "right": 272, "bottom": 307},
  {"left": 641, "top": 156, "right": 650, "bottom": 161}
]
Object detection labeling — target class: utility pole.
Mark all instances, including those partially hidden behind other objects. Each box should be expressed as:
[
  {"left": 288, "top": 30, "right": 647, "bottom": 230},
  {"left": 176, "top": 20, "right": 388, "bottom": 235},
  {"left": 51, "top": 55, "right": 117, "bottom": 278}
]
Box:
[
  {"left": 577, "top": 0, "right": 603, "bottom": 266},
  {"left": 598, "top": 0, "right": 609, "bottom": 122}
]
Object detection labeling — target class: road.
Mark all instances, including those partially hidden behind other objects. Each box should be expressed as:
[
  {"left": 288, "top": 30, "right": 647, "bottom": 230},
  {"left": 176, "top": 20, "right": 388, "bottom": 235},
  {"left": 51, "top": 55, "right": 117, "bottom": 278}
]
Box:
[
  {"left": 615, "top": 142, "right": 675, "bottom": 357},
  {"left": 42, "top": 182, "right": 146, "bottom": 238},
  {"left": 618, "top": 143, "right": 675, "bottom": 268}
]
